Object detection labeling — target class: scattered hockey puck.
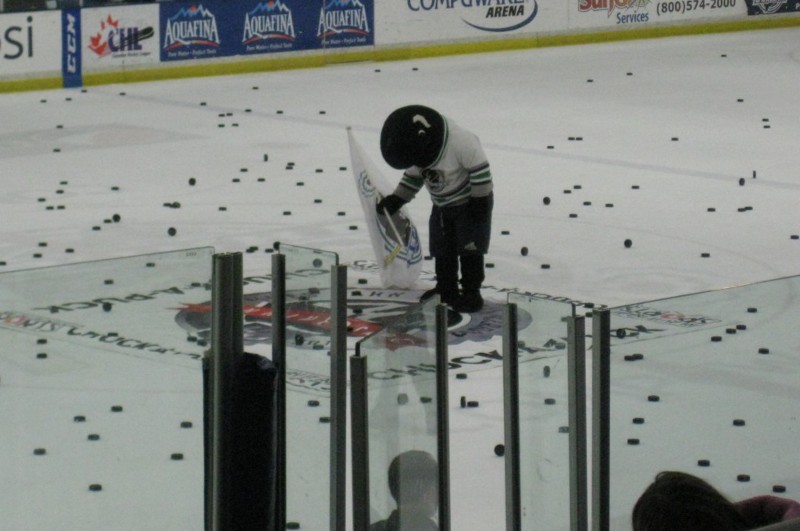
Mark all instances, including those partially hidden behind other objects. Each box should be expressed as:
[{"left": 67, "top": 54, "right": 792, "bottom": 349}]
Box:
[
  {"left": 647, "top": 395, "right": 660, "bottom": 402},
  {"left": 632, "top": 185, "right": 640, "bottom": 190},
  {"left": 543, "top": 196, "right": 551, "bottom": 205},
  {"left": 467, "top": 400, "right": 479, "bottom": 408},
  {"left": 36, "top": 353, "right": 47, "bottom": 359},
  {"left": 758, "top": 347, "right": 770, "bottom": 354},
  {"left": 460, "top": 396, "right": 467, "bottom": 408},
  {"left": 397, "top": 393, "right": 409, "bottom": 405},
  {"left": 739, "top": 178, "right": 745, "bottom": 186},
  {"left": 286, "top": 523, "right": 300, "bottom": 530},
  {"left": 74, "top": 415, "right": 86, "bottom": 423},
  {"left": 501, "top": 230, "right": 510, "bottom": 235},
  {"left": 698, "top": 459, "right": 711, "bottom": 467},
  {"left": 456, "top": 373, "right": 467, "bottom": 380},
  {"left": 737, "top": 474, "right": 751, "bottom": 482},
  {"left": 544, "top": 398, "right": 556, "bottom": 405},
  {"left": 710, "top": 336, "right": 722, "bottom": 342},
  {"left": 791, "top": 235, "right": 799, "bottom": 240},
  {"left": 747, "top": 307, "right": 758, "bottom": 313},
  {"left": 559, "top": 426, "right": 569, "bottom": 433},
  {"left": 171, "top": 453, "right": 184, "bottom": 461},
  {"left": 726, "top": 328, "right": 737, "bottom": 334},
  {"left": 627, "top": 438, "right": 640, "bottom": 445},
  {"left": 541, "top": 264, "right": 550, "bottom": 269},
  {"left": 625, "top": 353, "right": 644, "bottom": 362},
  {"left": 89, "top": 484, "right": 103, "bottom": 492},
  {"left": 319, "top": 416, "right": 331, "bottom": 423},
  {"left": 701, "top": 253, "right": 711, "bottom": 258},
  {"left": 180, "top": 421, "right": 193, "bottom": 429},
  {"left": 707, "top": 207, "right": 716, "bottom": 212},
  {"left": 307, "top": 400, "right": 320, "bottom": 407},
  {"left": 168, "top": 227, "right": 177, "bottom": 236},
  {"left": 33, "top": 448, "right": 47, "bottom": 456},
  {"left": 420, "top": 397, "right": 432, "bottom": 404},
  {"left": 632, "top": 417, "right": 645, "bottom": 424},
  {"left": 616, "top": 328, "right": 627, "bottom": 338},
  {"left": 111, "top": 405, "right": 123, "bottom": 413},
  {"left": 88, "top": 434, "right": 100, "bottom": 441},
  {"left": 736, "top": 324, "right": 747, "bottom": 330},
  {"left": 494, "top": 444, "right": 505, "bottom": 457},
  {"left": 773, "top": 485, "right": 787, "bottom": 493},
  {"left": 624, "top": 239, "right": 632, "bottom": 248},
  {"left": 733, "top": 419, "right": 746, "bottom": 426},
  {"left": 102, "top": 302, "right": 112, "bottom": 312},
  {"left": 543, "top": 366, "right": 550, "bottom": 378}
]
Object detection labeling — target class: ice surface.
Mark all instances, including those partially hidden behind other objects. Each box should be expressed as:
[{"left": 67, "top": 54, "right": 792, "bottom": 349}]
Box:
[{"left": 0, "top": 26, "right": 799, "bottom": 530}]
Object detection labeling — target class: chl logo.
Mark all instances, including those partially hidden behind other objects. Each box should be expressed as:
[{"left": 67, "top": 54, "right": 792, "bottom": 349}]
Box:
[{"left": 1, "top": 16, "right": 33, "bottom": 60}]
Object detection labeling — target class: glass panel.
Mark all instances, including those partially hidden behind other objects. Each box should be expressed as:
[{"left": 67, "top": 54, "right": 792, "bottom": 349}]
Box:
[
  {"left": 607, "top": 276, "right": 800, "bottom": 530},
  {"left": 280, "top": 244, "right": 339, "bottom": 530},
  {"left": 360, "top": 297, "right": 441, "bottom": 530},
  {"left": 508, "top": 292, "right": 575, "bottom": 531},
  {"left": 0, "top": 247, "right": 213, "bottom": 530}
]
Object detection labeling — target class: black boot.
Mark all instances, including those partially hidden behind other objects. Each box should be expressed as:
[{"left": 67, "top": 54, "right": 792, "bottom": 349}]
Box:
[
  {"left": 453, "top": 254, "right": 485, "bottom": 313},
  {"left": 421, "top": 255, "right": 459, "bottom": 305}
]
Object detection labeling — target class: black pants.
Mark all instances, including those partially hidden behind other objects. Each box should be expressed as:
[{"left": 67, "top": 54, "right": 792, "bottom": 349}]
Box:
[{"left": 428, "top": 194, "right": 492, "bottom": 293}]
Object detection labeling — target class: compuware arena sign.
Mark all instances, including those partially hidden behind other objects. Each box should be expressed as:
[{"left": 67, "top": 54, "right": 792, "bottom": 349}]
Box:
[{"left": 405, "top": 0, "right": 538, "bottom": 33}]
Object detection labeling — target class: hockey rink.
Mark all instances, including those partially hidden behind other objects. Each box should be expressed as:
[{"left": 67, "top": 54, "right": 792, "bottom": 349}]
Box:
[{"left": 1, "top": 26, "right": 799, "bottom": 530}]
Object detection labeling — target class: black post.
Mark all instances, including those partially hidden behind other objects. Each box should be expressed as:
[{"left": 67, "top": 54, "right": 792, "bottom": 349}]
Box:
[
  {"left": 592, "top": 309, "right": 611, "bottom": 531},
  {"left": 435, "top": 304, "right": 451, "bottom": 531},
  {"left": 330, "top": 264, "right": 348, "bottom": 531},
  {"left": 350, "top": 349, "right": 370, "bottom": 531},
  {"left": 272, "top": 253, "right": 287, "bottom": 531},
  {"left": 503, "top": 303, "right": 521, "bottom": 531}
]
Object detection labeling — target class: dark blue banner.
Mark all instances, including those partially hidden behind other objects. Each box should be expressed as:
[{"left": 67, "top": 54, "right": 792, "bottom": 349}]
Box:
[
  {"left": 745, "top": 0, "right": 800, "bottom": 15},
  {"left": 160, "top": 0, "right": 374, "bottom": 62},
  {"left": 61, "top": 8, "right": 82, "bottom": 87}
]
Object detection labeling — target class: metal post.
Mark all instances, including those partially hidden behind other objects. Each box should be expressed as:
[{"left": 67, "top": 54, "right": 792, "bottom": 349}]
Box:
[
  {"left": 592, "top": 309, "right": 611, "bottom": 531},
  {"left": 272, "top": 253, "right": 287, "bottom": 531},
  {"left": 503, "top": 304, "right": 521, "bottom": 531},
  {"left": 435, "top": 304, "right": 451, "bottom": 531},
  {"left": 568, "top": 314, "right": 588, "bottom": 531},
  {"left": 209, "top": 252, "right": 244, "bottom": 531},
  {"left": 350, "top": 349, "right": 369, "bottom": 531},
  {"left": 330, "top": 264, "right": 348, "bottom": 531}
]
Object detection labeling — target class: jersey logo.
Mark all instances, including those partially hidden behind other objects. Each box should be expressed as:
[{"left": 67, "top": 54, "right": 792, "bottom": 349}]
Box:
[{"left": 422, "top": 168, "right": 445, "bottom": 192}]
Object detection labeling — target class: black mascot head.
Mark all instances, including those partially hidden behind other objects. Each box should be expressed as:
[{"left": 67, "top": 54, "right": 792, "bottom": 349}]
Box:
[{"left": 380, "top": 105, "right": 445, "bottom": 169}]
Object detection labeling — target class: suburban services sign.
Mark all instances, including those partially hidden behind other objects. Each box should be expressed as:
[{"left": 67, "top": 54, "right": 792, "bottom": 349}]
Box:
[{"left": 406, "top": 0, "right": 539, "bottom": 32}]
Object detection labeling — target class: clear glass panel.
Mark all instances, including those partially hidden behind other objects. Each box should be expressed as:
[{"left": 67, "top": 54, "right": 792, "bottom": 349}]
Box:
[
  {"left": 280, "top": 244, "right": 339, "bottom": 530},
  {"left": 360, "top": 297, "right": 441, "bottom": 530},
  {"left": 0, "top": 247, "right": 213, "bottom": 530},
  {"left": 607, "top": 276, "right": 800, "bottom": 530},
  {"left": 508, "top": 292, "right": 575, "bottom": 531}
]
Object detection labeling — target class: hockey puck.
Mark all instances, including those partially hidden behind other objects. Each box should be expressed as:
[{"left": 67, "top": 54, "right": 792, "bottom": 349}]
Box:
[
  {"left": 36, "top": 353, "right": 47, "bottom": 359},
  {"left": 747, "top": 307, "right": 758, "bottom": 313},
  {"left": 88, "top": 434, "right": 100, "bottom": 441},
  {"left": 89, "top": 484, "right": 103, "bottom": 492},
  {"left": 420, "top": 397, "right": 432, "bottom": 404},
  {"left": 698, "top": 459, "right": 711, "bottom": 467},
  {"left": 739, "top": 178, "right": 745, "bottom": 186},
  {"left": 632, "top": 417, "right": 645, "bottom": 424},
  {"left": 627, "top": 438, "right": 640, "bottom": 445},
  {"left": 559, "top": 426, "right": 569, "bottom": 433},
  {"left": 319, "top": 416, "right": 331, "bottom": 424},
  {"left": 624, "top": 239, "right": 632, "bottom": 248},
  {"left": 543, "top": 366, "right": 550, "bottom": 378},
  {"left": 737, "top": 474, "right": 751, "bottom": 482},
  {"left": 287, "top": 523, "right": 300, "bottom": 530},
  {"left": 758, "top": 347, "right": 770, "bottom": 354},
  {"left": 467, "top": 400, "right": 479, "bottom": 408},
  {"left": 494, "top": 444, "right": 505, "bottom": 457},
  {"left": 544, "top": 398, "right": 556, "bottom": 405},
  {"left": 541, "top": 264, "right": 550, "bottom": 269},
  {"left": 33, "top": 448, "right": 47, "bottom": 456},
  {"left": 773, "top": 485, "right": 787, "bottom": 493},
  {"left": 647, "top": 395, "right": 660, "bottom": 402},
  {"left": 111, "top": 405, "right": 123, "bottom": 413},
  {"left": 733, "top": 419, "right": 746, "bottom": 426},
  {"left": 168, "top": 227, "right": 177, "bottom": 236},
  {"left": 171, "top": 453, "right": 184, "bottom": 461},
  {"left": 543, "top": 196, "right": 551, "bottom": 205},
  {"left": 397, "top": 393, "right": 409, "bottom": 405},
  {"left": 74, "top": 415, "right": 86, "bottom": 423},
  {"left": 456, "top": 373, "right": 467, "bottom": 380},
  {"left": 710, "top": 336, "right": 722, "bottom": 342},
  {"left": 521, "top": 247, "right": 528, "bottom": 256},
  {"left": 460, "top": 396, "right": 466, "bottom": 408},
  {"left": 102, "top": 302, "right": 112, "bottom": 312},
  {"left": 180, "top": 421, "right": 193, "bottom": 429},
  {"left": 307, "top": 400, "right": 320, "bottom": 408}
]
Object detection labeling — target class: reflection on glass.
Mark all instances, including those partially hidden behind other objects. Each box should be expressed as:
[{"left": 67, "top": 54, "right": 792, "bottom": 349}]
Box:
[
  {"left": 359, "top": 298, "right": 440, "bottom": 529},
  {"left": 0, "top": 248, "right": 213, "bottom": 530},
  {"left": 508, "top": 292, "right": 575, "bottom": 531},
  {"left": 606, "top": 277, "right": 800, "bottom": 529},
  {"left": 279, "top": 244, "right": 339, "bottom": 530}
]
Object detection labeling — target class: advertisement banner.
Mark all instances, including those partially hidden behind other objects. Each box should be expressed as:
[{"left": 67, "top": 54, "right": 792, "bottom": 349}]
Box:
[
  {"left": 160, "top": 0, "right": 374, "bottom": 62},
  {"left": 61, "top": 9, "right": 82, "bottom": 87},
  {"left": 0, "top": 11, "right": 61, "bottom": 76},
  {"left": 569, "top": 0, "right": 745, "bottom": 31},
  {"left": 81, "top": 5, "right": 159, "bottom": 71},
  {"left": 375, "top": 0, "right": 559, "bottom": 45},
  {"left": 744, "top": 0, "right": 800, "bottom": 14}
]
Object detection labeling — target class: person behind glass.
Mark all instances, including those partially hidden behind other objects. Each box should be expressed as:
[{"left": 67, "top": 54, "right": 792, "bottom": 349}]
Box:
[
  {"left": 633, "top": 471, "right": 800, "bottom": 531},
  {"left": 370, "top": 450, "right": 439, "bottom": 531},
  {"left": 377, "top": 105, "right": 493, "bottom": 313}
]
